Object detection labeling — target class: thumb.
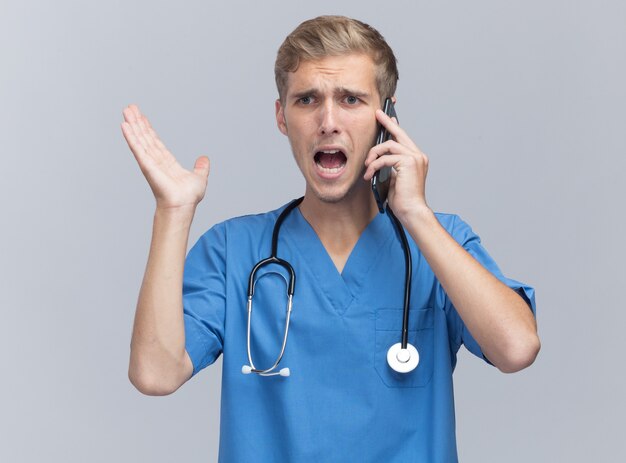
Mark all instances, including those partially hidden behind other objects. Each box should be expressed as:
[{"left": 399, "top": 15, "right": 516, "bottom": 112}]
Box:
[{"left": 193, "top": 156, "right": 210, "bottom": 178}]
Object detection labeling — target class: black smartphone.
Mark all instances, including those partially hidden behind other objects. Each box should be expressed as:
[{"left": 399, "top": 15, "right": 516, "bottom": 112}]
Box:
[{"left": 371, "top": 98, "right": 397, "bottom": 213}]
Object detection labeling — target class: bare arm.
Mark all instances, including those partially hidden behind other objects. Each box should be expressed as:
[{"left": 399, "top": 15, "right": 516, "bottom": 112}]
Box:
[
  {"left": 364, "top": 109, "right": 540, "bottom": 373},
  {"left": 121, "top": 104, "right": 210, "bottom": 395},
  {"left": 401, "top": 209, "right": 539, "bottom": 372}
]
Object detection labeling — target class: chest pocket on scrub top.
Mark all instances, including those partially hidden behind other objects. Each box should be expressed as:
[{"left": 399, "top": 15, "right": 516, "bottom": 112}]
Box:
[{"left": 374, "top": 308, "right": 434, "bottom": 388}]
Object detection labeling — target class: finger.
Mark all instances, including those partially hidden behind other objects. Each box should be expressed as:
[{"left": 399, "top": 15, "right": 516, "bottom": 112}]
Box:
[
  {"left": 143, "top": 115, "right": 169, "bottom": 153},
  {"left": 193, "top": 156, "right": 211, "bottom": 179},
  {"left": 124, "top": 105, "right": 181, "bottom": 171},
  {"left": 121, "top": 121, "right": 157, "bottom": 172},
  {"left": 123, "top": 105, "right": 138, "bottom": 124},
  {"left": 124, "top": 104, "right": 146, "bottom": 126},
  {"left": 364, "top": 140, "right": 405, "bottom": 166},
  {"left": 129, "top": 103, "right": 143, "bottom": 120},
  {"left": 130, "top": 112, "right": 164, "bottom": 163},
  {"left": 375, "top": 109, "right": 419, "bottom": 151},
  {"left": 132, "top": 109, "right": 170, "bottom": 159},
  {"left": 134, "top": 113, "right": 152, "bottom": 141},
  {"left": 142, "top": 118, "right": 179, "bottom": 170},
  {"left": 137, "top": 115, "right": 162, "bottom": 154},
  {"left": 121, "top": 120, "right": 149, "bottom": 158},
  {"left": 125, "top": 105, "right": 165, "bottom": 152},
  {"left": 127, "top": 116, "right": 151, "bottom": 155},
  {"left": 126, "top": 105, "right": 155, "bottom": 149},
  {"left": 363, "top": 154, "right": 404, "bottom": 181},
  {"left": 121, "top": 121, "right": 140, "bottom": 154},
  {"left": 122, "top": 106, "right": 152, "bottom": 153}
]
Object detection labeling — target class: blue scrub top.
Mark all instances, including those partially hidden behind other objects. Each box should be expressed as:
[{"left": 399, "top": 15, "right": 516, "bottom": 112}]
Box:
[{"left": 183, "top": 202, "right": 536, "bottom": 463}]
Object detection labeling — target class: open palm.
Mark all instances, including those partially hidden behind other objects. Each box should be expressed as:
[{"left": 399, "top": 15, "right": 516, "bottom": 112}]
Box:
[{"left": 121, "top": 104, "right": 210, "bottom": 210}]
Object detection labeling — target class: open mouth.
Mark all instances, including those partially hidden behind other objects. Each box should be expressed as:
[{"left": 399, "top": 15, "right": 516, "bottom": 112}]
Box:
[{"left": 314, "top": 149, "right": 347, "bottom": 174}]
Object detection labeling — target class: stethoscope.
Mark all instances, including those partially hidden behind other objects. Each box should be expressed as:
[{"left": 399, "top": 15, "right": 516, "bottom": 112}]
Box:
[{"left": 241, "top": 197, "right": 419, "bottom": 377}]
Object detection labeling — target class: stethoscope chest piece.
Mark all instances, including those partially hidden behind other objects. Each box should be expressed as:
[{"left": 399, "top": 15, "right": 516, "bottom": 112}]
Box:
[{"left": 387, "top": 342, "right": 419, "bottom": 373}]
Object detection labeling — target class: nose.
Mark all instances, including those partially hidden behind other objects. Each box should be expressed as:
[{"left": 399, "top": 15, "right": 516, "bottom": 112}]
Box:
[{"left": 318, "top": 100, "right": 341, "bottom": 136}]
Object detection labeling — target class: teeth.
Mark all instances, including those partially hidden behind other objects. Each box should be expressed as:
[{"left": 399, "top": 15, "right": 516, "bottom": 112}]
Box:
[
  {"left": 317, "top": 165, "right": 343, "bottom": 173},
  {"left": 320, "top": 149, "right": 339, "bottom": 154}
]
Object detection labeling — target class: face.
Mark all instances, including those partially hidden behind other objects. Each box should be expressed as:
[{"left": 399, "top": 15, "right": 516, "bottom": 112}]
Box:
[{"left": 275, "top": 54, "right": 382, "bottom": 204}]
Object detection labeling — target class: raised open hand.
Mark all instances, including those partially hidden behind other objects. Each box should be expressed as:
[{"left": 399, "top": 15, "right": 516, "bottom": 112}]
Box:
[{"left": 121, "top": 104, "right": 210, "bottom": 211}]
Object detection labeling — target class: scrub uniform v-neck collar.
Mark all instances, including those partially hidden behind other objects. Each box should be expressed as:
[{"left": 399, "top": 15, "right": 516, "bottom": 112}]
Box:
[{"left": 283, "top": 207, "right": 395, "bottom": 316}]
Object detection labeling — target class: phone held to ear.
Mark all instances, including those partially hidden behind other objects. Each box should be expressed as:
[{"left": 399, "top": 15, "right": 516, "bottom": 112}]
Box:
[{"left": 371, "top": 98, "right": 397, "bottom": 213}]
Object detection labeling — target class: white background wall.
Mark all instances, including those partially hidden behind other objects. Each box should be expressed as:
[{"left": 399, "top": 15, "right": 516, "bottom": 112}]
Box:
[{"left": 1, "top": 0, "right": 624, "bottom": 461}]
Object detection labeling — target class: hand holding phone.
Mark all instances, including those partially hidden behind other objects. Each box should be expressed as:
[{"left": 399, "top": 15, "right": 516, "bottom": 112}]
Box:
[{"left": 371, "top": 98, "right": 397, "bottom": 213}]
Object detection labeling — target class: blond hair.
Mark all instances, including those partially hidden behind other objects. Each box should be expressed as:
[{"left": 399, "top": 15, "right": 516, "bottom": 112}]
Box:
[{"left": 275, "top": 16, "right": 399, "bottom": 102}]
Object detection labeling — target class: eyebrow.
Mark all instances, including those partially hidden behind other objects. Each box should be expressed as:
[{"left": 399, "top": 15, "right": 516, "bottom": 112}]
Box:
[
  {"left": 336, "top": 87, "right": 371, "bottom": 98},
  {"left": 291, "top": 89, "right": 317, "bottom": 100},
  {"left": 290, "top": 87, "right": 372, "bottom": 100}
]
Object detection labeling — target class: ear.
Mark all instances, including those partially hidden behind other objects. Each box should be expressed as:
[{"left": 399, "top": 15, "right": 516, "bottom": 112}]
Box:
[
  {"left": 275, "top": 99, "right": 288, "bottom": 135},
  {"left": 391, "top": 95, "right": 397, "bottom": 105}
]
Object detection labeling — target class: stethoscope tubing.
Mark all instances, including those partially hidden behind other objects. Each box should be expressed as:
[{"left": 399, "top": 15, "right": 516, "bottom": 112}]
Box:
[
  {"left": 244, "top": 198, "right": 303, "bottom": 376},
  {"left": 243, "top": 197, "right": 417, "bottom": 377},
  {"left": 386, "top": 206, "right": 412, "bottom": 350}
]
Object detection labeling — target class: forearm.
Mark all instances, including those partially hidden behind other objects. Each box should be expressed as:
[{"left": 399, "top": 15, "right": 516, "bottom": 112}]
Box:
[
  {"left": 129, "top": 206, "right": 196, "bottom": 394},
  {"left": 401, "top": 207, "right": 540, "bottom": 373}
]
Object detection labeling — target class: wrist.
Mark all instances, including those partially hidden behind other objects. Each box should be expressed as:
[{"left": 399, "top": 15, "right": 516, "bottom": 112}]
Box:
[
  {"left": 393, "top": 201, "right": 434, "bottom": 226},
  {"left": 154, "top": 203, "right": 197, "bottom": 225},
  {"left": 399, "top": 204, "right": 445, "bottom": 249}
]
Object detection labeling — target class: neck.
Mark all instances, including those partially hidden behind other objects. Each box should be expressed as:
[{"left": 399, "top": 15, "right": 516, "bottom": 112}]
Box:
[
  {"left": 300, "top": 184, "right": 378, "bottom": 230},
  {"left": 298, "top": 184, "right": 379, "bottom": 273}
]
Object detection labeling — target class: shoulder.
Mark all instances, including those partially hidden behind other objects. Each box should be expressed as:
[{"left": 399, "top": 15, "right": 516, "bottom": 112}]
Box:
[
  {"left": 186, "top": 202, "right": 292, "bottom": 268},
  {"left": 433, "top": 212, "right": 481, "bottom": 245},
  {"left": 220, "top": 203, "right": 286, "bottom": 234},
  {"left": 195, "top": 201, "right": 292, "bottom": 244}
]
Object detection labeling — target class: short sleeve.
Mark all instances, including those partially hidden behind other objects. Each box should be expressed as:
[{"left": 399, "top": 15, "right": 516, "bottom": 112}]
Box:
[
  {"left": 440, "top": 215, "right": 537, "bottom": 362},
  {"left": 183, "top": 223, "right": 227, "bottom": 377}
]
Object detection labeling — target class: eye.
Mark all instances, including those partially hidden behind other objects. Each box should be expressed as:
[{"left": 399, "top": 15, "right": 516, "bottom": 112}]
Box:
[
  {"left": 298, "top": 96, "right": 313, "bottom": 105},
  {"left": 345, "top": 95, "right": 359, "bottom": 105}
]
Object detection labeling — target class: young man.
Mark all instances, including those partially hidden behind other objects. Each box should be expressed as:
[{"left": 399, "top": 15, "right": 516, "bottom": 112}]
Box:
[{"left": 122, "top": 15, "right": 539, "bottom": 462}]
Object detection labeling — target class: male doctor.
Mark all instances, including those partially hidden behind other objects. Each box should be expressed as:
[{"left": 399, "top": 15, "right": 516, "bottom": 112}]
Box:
[{"left": 122, "top": 15, "right": 540, "bottom": 462}]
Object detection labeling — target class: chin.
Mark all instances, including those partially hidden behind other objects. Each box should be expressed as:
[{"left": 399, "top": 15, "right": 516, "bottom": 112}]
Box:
[
  {"left": 316, "top": 193, "right": 346, "bottom": 204},
  {"left": 308, "top": 180, "right": 367, "bottom": 205},
  {"left": 305, "top": 183, "right": 346, "bottom": 204}
]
